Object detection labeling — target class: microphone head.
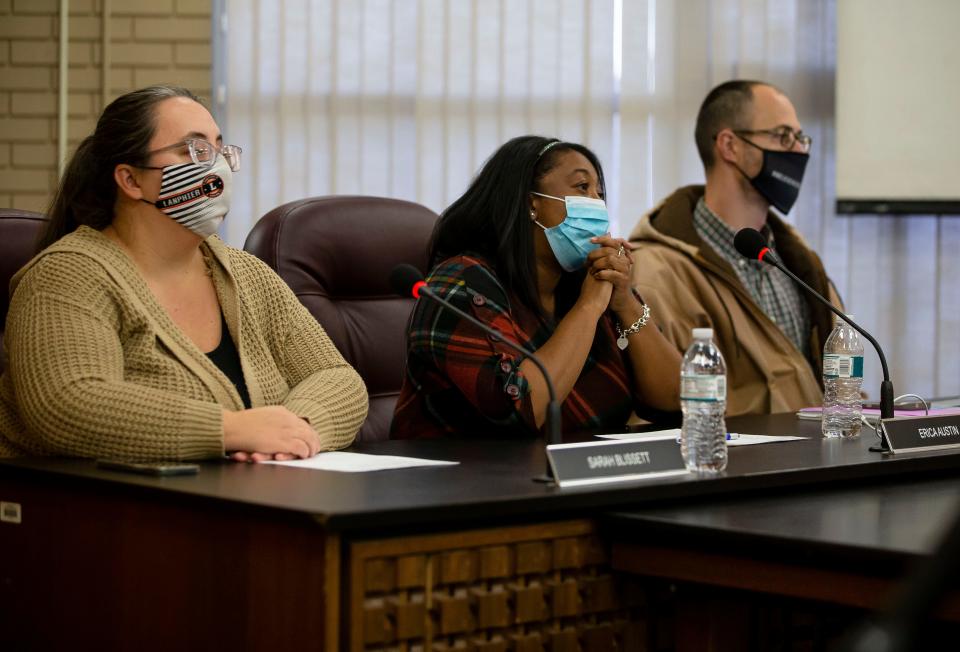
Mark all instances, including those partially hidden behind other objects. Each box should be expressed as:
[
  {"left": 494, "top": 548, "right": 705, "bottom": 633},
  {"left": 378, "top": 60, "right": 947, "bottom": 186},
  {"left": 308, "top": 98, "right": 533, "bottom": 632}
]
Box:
[
  {"left": 389, "top": 264, "right": 426, "bottom": 298},
  {"left": 734, "top": 228, "right": 773, "bottom": 262}
]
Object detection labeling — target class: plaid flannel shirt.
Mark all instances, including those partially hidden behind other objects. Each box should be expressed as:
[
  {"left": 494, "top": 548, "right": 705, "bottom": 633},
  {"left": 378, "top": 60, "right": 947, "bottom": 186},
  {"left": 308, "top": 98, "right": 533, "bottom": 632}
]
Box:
[
  {"left": 391, "top": 255, "right": 637, "bottom": 439},
  {"left": 693, "top": 198, "right": 811, "bottom": 357}
]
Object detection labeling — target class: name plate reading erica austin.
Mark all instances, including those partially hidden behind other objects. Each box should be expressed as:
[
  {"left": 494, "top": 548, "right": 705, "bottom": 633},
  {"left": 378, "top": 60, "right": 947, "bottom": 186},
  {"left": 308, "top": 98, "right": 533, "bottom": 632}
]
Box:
[
  {"left": 546, "top": 436, "right": 687, "bottom": 488},
  {"left": 881, "top": 415, "right": 960, "bottom": 454}
]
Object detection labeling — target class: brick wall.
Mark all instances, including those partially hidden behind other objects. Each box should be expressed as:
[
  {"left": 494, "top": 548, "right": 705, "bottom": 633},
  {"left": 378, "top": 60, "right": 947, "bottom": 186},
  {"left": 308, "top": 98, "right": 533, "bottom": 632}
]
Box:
[{"left": 0, "top": 0, "right": 212, "bottom": 212}]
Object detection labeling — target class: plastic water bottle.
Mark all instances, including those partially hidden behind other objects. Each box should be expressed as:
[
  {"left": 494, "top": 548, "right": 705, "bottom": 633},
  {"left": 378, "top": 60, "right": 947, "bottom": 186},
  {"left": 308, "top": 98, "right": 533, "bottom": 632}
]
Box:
[
  {"left": 822, "top": 316, "right": 864, "bottom": 438},
  {"left": 680, "top": 328, "right": 728, "bottom": 473}
]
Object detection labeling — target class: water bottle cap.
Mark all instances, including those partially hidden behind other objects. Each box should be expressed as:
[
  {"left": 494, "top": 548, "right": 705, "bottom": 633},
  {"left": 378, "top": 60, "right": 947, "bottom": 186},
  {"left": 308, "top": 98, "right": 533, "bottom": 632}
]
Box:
[{"left": 692, "top": 328, "right": 713, "bottom": 340}]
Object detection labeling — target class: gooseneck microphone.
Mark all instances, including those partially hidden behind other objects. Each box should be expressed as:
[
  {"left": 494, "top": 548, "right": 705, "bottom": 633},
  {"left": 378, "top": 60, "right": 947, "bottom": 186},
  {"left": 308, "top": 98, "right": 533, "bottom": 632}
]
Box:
[
  {"left": 389, "top": 264, "right": 563, "bottom": 458},
  {"left": 733, "top": 228, "right": 895, "bottom": 427}
]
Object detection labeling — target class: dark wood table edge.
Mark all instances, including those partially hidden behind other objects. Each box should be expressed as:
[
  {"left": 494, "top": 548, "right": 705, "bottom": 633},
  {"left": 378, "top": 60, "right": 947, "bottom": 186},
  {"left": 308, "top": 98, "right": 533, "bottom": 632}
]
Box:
[{"left": 4, "top": 444, "right": 960, "bottom": 536}]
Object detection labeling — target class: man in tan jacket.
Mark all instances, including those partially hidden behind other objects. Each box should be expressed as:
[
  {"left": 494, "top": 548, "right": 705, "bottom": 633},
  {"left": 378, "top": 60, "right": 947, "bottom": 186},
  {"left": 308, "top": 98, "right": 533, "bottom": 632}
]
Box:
[{"left": 629, "top": 80, "right": 839, "bottom": 416}]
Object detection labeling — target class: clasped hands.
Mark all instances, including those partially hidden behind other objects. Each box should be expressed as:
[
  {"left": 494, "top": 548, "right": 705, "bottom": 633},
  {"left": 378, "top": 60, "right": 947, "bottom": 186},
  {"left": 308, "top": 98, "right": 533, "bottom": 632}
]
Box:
[{"left": 584, "top": 234, "right": 640, "bottom": 316}]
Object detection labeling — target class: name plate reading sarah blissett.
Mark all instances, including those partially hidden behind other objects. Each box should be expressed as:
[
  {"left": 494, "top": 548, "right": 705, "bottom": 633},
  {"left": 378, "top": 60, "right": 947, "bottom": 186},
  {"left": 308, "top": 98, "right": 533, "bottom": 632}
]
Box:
[
  {"left": 546, "top": 436, "right": 688, "bottom": 488},
  {"left": 881, "top": 415, "right": 960, "bottom": 454}
]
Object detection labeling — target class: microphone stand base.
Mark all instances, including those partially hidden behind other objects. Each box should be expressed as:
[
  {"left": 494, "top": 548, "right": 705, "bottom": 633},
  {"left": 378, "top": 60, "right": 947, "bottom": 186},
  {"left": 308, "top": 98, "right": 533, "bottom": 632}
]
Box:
[
  {"left": 533, "top": 455, "right": 556, "bottom": 484},
  {"left": 868, "top": 380, "right": 896, "bottom": 453}
]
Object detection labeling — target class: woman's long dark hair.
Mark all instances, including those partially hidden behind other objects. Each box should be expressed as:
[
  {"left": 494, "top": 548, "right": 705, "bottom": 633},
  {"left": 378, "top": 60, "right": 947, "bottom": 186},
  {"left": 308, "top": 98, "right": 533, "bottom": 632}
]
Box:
[
  {"left": 38, "top": 85, "right": 202, "bottom": 250},
  {"left": 429, "top": 135, "right": 607, "bottom": 322}
]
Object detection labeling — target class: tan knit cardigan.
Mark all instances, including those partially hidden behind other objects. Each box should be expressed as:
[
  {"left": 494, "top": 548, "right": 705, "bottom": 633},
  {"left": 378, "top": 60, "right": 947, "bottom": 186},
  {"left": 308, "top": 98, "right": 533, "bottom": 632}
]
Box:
[{"left": 0, "top": 226, "right": 368, "bottom": 460}]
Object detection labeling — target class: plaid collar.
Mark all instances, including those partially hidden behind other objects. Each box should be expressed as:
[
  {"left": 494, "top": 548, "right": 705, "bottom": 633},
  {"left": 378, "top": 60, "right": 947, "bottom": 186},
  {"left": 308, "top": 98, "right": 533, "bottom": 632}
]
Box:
[{"left": 693, "top": 198, "right": 775, "bottom": 264}]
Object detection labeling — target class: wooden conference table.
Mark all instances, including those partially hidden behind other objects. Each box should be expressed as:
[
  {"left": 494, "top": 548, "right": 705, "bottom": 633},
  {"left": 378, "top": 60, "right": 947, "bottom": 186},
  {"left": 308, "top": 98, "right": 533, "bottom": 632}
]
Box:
[{"left": 3, "top": 413, "right": 960, "bottom": 651}]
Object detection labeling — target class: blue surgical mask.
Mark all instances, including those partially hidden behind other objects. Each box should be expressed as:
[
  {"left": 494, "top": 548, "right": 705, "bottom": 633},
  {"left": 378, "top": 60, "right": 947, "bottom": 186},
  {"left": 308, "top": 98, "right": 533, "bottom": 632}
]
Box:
[{"left": 531, "top": 192, "right": 610, "bottom": 271}]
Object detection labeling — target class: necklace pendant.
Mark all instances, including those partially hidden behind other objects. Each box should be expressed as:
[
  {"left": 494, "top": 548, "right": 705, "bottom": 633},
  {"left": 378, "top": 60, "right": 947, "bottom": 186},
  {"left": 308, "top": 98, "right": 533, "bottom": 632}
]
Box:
[{"left": 617, "top": 334, "right": 629, "bottom": 350}]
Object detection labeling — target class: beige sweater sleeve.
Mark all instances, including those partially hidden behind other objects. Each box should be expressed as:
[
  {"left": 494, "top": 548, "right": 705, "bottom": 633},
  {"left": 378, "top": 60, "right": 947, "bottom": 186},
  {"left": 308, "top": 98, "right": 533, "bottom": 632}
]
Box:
[
  {"left": 6, "top": 290, "right": 225, "bottom": 461},
  {"left": 247, "top": 263, "right": 367, "bottom": 450}
]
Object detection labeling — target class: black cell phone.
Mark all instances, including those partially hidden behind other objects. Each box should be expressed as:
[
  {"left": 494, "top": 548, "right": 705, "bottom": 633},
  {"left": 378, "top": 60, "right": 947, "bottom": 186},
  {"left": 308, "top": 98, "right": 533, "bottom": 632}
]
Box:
[{"left": 96, "top": 460, "right": 200, "bottom": 476}]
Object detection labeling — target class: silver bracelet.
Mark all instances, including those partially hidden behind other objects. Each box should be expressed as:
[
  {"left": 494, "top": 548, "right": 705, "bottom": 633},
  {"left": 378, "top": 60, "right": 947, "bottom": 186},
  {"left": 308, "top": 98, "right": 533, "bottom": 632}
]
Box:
[{"left": 616, "top": 303, "right": 651, "bottom": 350}]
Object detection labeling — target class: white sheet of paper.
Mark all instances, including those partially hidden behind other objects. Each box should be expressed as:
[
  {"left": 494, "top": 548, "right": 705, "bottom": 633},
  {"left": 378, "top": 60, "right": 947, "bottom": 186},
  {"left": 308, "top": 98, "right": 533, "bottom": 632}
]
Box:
[
  {"left": 597, "top": 429, "right": 681, "bottom": 441},
  {"left": 725, "top": 433, "right": 807, "bottom": 446},
  {"left": 263, "top": 451, "right": 459, "bottom": 472},
  {"left": 597, "top": 430, "right": 807, "bottom": 446}
]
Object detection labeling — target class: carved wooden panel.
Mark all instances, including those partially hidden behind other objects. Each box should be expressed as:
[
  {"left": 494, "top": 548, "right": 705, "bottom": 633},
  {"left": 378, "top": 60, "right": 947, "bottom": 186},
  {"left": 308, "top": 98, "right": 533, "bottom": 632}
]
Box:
[{"left": 348, "top": 520, "right": 648, "bottom": 651}]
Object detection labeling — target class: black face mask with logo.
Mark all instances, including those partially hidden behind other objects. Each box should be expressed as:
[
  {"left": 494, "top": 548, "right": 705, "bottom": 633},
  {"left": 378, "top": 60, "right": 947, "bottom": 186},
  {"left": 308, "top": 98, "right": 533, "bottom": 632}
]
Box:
[{"left": 735, "top": 136, "right": 809, "bottom": 215}]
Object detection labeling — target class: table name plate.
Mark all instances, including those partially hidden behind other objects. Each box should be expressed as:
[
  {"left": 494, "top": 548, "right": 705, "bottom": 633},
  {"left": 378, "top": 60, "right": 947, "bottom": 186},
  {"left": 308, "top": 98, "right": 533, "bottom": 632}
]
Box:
[
  {"left": 880, "top": 415, "right": 960, "bottom": 453},
  {"left": 546, "top": 437, "right": 688, "bottom": 488}
]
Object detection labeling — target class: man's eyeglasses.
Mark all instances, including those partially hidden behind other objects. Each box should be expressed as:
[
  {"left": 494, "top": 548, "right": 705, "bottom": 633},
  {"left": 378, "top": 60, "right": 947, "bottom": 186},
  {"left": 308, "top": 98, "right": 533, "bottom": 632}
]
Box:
[
  {"left": 140, "top": 138, "right": 243, "bottom": 172},
  {"left": 733, "top": 127, "right": 812, "bottom": 152}
]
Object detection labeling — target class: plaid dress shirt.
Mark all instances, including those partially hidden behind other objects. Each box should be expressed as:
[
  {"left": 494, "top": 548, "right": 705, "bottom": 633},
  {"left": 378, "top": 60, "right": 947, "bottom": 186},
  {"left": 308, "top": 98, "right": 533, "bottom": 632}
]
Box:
[
  {"left": 693, "top": 198, "right": 811, "bottom": 356},
  {"left": 392, "top": 255, "right": 637, "bottom": 439}
]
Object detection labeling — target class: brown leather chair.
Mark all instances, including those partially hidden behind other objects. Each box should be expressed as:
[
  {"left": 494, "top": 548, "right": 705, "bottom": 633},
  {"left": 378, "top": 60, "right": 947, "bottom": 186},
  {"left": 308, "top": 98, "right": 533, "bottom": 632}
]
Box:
[
  {"left": 244, "top": 196, "right": 438, "bottom": 441},
  {"left": 0, "top": 209, "right": 49, "bottom": 373}
]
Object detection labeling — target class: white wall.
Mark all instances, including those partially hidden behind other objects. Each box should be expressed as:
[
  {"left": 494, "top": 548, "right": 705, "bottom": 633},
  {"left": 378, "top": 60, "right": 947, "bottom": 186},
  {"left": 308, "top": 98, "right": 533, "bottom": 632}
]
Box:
[{"left": 837, "top": 0, "right": 960, "bottom": 202}]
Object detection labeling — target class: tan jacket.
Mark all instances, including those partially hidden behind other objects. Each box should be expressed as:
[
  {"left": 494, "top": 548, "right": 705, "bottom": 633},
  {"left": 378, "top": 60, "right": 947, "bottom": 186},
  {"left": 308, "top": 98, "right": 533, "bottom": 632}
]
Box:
[
  {"left": 629, "top": 185, "right": 839, "bottom": 416},
  {"left": 0, "top": 226, "right": 368, "bottom": 460}
]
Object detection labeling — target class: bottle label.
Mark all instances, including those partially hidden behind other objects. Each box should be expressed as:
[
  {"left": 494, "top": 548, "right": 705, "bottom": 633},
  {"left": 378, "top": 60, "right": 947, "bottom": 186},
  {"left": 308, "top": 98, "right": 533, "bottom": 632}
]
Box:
[
  {"left": 680, "top": 374, "right": 726, "bottom": 402},
  {"left": 823, "top": 354, "right": 864, "bottom": 379}
]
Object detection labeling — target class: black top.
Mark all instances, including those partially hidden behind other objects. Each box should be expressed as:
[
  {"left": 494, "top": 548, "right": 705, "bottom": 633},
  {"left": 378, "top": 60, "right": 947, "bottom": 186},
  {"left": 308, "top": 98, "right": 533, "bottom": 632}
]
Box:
[{"left": 206, "top": 312, "right": 251, "bottom": 408}]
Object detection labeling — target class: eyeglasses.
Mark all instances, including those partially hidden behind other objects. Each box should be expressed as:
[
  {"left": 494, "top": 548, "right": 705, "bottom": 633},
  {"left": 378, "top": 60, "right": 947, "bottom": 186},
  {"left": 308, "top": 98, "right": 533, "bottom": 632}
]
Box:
[
  {"left": 733, "top": 127, "right": 812, "bottom": 152},
  {"left": 140, "top": 138, "right": 243, "bottom": 172}
]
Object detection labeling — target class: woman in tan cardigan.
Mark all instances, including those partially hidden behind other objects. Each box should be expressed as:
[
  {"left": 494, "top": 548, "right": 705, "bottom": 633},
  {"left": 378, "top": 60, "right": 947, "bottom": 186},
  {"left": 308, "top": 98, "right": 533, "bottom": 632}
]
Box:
[{"left": 0, "top": 86, "right": 368, "bottom": 462}]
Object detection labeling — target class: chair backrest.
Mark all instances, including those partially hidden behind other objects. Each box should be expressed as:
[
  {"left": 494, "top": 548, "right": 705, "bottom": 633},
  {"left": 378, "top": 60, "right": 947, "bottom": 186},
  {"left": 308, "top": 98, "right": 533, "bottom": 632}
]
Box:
[
  {"left": 0, "top": 209, "right": 48, "bottom": 373},
  {"left": 244, "top": 196, "right": 438, "bottom": 441}
]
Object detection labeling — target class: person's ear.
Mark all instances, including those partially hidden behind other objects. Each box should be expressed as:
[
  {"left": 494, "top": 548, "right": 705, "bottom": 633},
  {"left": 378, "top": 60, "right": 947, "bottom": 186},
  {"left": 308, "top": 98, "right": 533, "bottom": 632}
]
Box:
[
  {"left": 528, "top": 193, "right": 540, "bottom": 221},
  {"left": 715, "top": 128, "right": 741, "bottom": 166},
  {"left": 114, "top": 164, "right": 147, "bottom": 201}
]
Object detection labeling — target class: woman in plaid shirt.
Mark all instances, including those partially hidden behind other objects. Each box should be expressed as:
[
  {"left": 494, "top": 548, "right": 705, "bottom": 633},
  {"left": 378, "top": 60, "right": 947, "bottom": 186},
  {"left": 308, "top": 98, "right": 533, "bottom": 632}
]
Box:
[{"left": 392, "top": 136, "right": 681, "bottom": 439}]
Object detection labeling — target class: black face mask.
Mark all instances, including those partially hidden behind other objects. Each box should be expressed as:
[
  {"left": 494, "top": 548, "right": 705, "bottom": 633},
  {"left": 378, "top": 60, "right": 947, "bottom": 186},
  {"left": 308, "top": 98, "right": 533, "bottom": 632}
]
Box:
[{"left": 735, "top": 136, "right": 809, "bottom": 214}]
